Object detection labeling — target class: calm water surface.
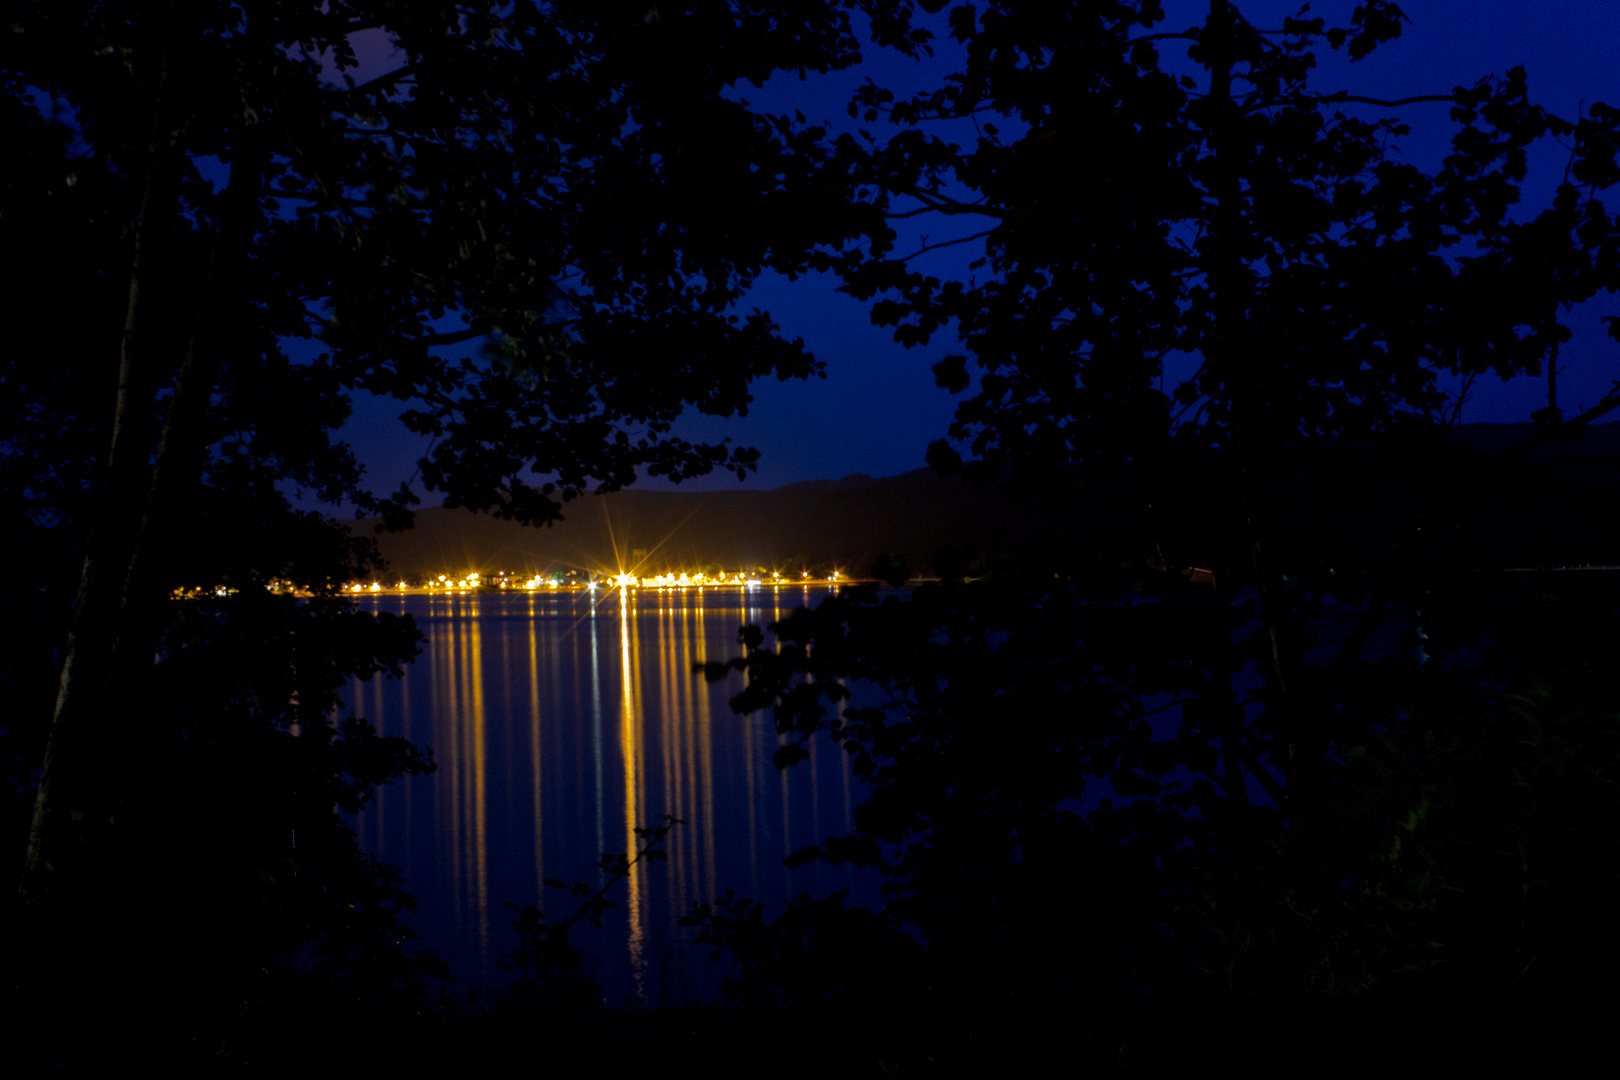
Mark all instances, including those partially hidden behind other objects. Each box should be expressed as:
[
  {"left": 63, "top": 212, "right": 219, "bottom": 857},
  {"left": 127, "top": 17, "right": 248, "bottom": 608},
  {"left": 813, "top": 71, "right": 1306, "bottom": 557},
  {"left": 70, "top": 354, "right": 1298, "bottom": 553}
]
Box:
[{"left": 346, "top": 586, "right": 871, "bottom": 1004}]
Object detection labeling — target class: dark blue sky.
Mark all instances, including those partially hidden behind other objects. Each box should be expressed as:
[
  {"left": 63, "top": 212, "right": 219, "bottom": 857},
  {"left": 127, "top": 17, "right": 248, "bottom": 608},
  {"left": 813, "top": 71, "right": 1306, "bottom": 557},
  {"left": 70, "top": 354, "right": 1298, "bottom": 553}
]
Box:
[{"left": 331, "top": 2, "right": 1620, "bottom": 507}]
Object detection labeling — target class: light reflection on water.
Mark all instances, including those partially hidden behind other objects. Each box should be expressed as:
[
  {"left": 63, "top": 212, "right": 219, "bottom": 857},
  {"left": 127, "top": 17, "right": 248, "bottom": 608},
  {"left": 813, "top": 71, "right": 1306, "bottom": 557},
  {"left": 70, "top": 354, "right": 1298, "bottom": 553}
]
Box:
[{"left": 347, "top": 587, "right": 869, "bottom": 1005}]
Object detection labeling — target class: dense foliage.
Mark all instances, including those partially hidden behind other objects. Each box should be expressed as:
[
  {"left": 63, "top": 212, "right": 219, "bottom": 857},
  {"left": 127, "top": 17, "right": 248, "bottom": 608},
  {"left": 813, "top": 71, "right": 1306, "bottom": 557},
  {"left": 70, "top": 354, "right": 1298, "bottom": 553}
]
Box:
[
  {"left": 1, "top": 0, "right": 878, "bottom": 1059},
  {"left": 694, "top": 0, "right": 1620, "bottom": 1013},
  {"left": 6, "top": 0, "right": 1620, "bottom": 1063}
]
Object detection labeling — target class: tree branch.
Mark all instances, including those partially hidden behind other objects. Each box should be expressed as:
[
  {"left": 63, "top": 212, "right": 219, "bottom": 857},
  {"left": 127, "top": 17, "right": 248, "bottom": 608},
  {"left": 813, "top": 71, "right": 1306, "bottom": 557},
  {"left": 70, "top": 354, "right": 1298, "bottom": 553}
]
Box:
[
  {"left": 338, "top": 63, "right": 420, "bottom": 99},
  {"left": 897, "top": 227, "right": 996, "bottom": 263},
  {"left": 1314, "top": 92, "right": 1457, "bottom": 108},
  {"left": 1240, "top": 746, "right": 1287, "bottom": 806},
  {"left": 1502, "top": 381, "right": 1620, "bottom": 460},
  {"left": 885, "top": 199, "right": 1002, "bottom": 220},
  {"left": 415, "top": 326, "right": 487, "bottom": 348}
]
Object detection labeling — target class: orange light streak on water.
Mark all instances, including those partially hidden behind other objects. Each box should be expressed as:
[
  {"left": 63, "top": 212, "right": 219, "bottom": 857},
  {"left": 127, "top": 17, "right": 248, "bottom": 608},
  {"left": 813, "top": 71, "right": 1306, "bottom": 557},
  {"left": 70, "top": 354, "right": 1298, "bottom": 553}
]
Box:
[
  {"left": 742, "top": 590, "right": 761, "bottom": 896},
  {"left": 350, "top": 586, "right": 870, "bottom": 1003},
  {"left": 468, "top": 598, "right": 491, "bottom": 967},
  {"left": 619, "top": 592, "right": 648, "bottom": 1002},
  {"left": 436, "top": 594, "right": 461, "bottom": 930},
  {"left": 656, "top": 597, "right": 683, "bottom": 926},
  {"left": 695, "top": 594, "right": 717, "bottom": 903}
]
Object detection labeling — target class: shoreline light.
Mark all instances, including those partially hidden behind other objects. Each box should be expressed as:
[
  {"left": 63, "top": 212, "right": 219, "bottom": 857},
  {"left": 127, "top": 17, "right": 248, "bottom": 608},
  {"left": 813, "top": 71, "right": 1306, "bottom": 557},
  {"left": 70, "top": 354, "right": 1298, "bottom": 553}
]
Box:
[{"left": 333, "top": 568, "right": 855, "bottom": 595}]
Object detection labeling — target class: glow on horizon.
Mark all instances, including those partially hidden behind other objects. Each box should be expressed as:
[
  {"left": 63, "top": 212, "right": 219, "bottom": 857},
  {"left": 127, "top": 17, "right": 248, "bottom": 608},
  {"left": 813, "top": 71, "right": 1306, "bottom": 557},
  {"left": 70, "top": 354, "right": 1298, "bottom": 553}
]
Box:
[{"left": 327, "top": 563, "right": 857, "bottom": 595}]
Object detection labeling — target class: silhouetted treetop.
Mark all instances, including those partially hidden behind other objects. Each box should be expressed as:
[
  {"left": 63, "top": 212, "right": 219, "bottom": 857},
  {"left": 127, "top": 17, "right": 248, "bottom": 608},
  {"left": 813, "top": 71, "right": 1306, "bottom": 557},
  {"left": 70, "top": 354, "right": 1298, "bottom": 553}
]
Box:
[
  {"left": 6, "top": 0, "right": 884, "bottom": 527},
  {"left": 803, "top": 1, "right": 1620, "bottom": 476}
]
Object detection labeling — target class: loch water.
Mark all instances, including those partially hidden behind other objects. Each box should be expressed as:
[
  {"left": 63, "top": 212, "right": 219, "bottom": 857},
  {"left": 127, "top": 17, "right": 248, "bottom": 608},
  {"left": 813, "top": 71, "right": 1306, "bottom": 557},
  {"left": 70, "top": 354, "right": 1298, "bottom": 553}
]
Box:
[{"left": 345, "top": 586, "right": 872, "bottom": 1005}]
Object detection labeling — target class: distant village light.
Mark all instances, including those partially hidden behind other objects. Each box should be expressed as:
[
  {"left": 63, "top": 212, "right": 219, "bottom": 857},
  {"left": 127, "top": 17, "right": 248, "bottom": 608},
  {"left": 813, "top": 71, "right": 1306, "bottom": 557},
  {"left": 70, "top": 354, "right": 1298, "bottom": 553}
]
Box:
[{"left": 321, "top": 564, "right": 850, "bottom": 597}]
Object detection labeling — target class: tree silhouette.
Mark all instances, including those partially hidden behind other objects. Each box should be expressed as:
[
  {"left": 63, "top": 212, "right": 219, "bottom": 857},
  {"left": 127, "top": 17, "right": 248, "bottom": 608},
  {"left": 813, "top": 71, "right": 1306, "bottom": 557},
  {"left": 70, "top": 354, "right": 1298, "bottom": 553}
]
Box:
[
  {"left": 705, "top": 0, "right": 1620, "bottom": 1018},
  {"left": 8, "top": 0, "right": 1620, "bottom": 1060},
  {"left": 2, "top": 0, "right": 872, "bottom": 1058}
]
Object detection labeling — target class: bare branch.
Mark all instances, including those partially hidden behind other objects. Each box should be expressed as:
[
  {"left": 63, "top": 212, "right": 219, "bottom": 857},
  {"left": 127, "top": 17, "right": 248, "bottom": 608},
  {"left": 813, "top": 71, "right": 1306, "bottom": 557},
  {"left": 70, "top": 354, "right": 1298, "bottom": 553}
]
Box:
[
  {"left": 885, "top": 198, "right": 1003, "bottom": 220},
  {"left": 338, "top": 64, "right": 420, "bottom": 99},
  {"left": 1502, "top": 381, "right": 1620, "bottom": 460},
  {"left": 1315, "top": 92, "right": 1457, "bottom": 108},
  {"left": 896, "top": 228, "right": 996, "bottom": 263},
  {"left": 415, "top": 327, "right": 486, "bottom": 348},
  {"left": 1239, "top": 747, "right": 1287, "bottom": 806}
]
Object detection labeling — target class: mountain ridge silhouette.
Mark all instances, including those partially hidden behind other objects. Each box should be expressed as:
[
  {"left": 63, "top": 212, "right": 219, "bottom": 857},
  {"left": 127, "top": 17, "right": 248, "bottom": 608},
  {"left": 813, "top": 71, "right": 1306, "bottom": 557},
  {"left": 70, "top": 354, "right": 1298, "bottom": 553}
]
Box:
[{"left": 351, "top": 422, "right": 1620, "bottom": 578}]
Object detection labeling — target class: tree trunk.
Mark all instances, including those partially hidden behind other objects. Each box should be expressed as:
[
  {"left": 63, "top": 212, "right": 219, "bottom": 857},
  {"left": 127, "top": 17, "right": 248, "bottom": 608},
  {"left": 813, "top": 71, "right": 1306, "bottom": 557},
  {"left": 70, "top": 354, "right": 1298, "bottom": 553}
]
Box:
[
  {"left": 115, "top": 131, "right": 265, "bottom": 684},
  {"left": 21, "top": 44, "right": 181, "bottom": 894},
  {"left": 21, "top": 45, "right": 265, "bottom": 899},
  {"left": 1204, "top": 0, "right": 1304, "bottom": 814}
]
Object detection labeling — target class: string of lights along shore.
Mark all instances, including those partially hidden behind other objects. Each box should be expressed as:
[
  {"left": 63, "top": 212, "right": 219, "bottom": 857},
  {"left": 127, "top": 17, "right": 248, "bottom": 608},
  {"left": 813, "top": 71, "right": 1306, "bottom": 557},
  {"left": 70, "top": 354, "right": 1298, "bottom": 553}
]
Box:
[
  {"left": 366, "top": 568, "right": 847, "bottom": 594},
  {"left": 252, "top": 568, "right": 849, "bottom": 598}
]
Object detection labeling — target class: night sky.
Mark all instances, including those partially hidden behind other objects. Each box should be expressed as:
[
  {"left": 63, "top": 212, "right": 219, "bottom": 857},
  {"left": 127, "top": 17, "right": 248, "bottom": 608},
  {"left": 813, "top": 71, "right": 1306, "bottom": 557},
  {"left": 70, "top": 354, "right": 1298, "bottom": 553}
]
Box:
[{"left": 331, "top": 1, "right": 1620, "bottom": 509}]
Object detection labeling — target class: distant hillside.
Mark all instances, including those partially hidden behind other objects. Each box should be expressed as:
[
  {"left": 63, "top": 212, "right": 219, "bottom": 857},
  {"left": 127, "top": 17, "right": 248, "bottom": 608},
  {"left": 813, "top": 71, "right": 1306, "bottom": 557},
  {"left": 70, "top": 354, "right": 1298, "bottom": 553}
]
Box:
[
  {"left": 1444, "top": 419, "right": 1620, "bottom": 567},
  {"left": 352, "top": 420, "right": 1620, "bottom": 578},
  {"left": 1449, "top": 418, "right": 1620, "bottom": 488},
  {"left": 354, "top": 469, "right": 1061, "bottom": 579}
]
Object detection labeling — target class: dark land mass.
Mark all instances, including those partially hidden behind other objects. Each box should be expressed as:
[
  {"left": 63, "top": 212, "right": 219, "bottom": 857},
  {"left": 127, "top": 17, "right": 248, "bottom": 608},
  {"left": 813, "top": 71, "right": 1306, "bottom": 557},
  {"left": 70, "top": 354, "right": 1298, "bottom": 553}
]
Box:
[
  {"left": 353, "top": 421, "right": 1620, "bottom": 579},
  {"left": 1449, "top": 416, "right": 1620, "bottom": 480},
  {"left": 1446, "top": 419, "right": 1620, "bottom": 567},
  {"left": 353, "top": 467, "right": 1068, "bottom": 579}
]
